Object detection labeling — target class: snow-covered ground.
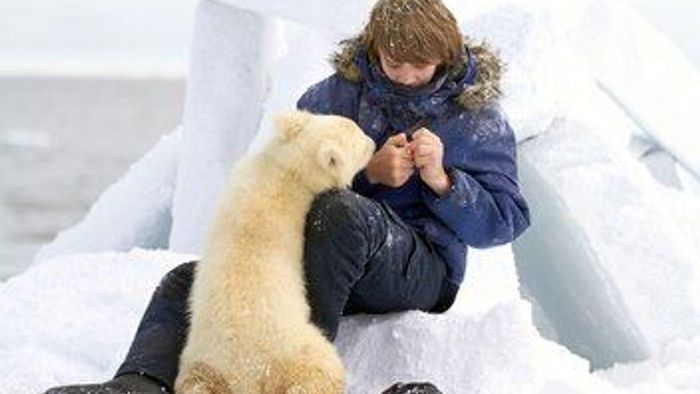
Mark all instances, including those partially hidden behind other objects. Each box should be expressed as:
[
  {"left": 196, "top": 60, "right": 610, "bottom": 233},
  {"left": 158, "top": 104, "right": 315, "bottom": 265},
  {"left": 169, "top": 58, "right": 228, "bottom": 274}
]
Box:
[
  {"left": 0, "top": 248, "right": 621, "bottom": 394},
  {"left": 2, "top": 0, "right": 700, "bottom": 393}
]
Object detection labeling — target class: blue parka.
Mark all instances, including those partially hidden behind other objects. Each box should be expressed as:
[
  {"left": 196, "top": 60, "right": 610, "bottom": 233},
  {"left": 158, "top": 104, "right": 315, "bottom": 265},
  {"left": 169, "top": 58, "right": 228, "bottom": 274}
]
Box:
[{"left": 297, "top": 37, "right": 530, "bottom": 290}]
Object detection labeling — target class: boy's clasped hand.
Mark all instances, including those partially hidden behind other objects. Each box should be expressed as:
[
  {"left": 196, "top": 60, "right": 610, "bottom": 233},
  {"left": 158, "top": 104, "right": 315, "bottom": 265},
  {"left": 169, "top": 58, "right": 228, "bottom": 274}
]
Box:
[{"left": 365, "top": 128, "right": 451, "bottom": 196}]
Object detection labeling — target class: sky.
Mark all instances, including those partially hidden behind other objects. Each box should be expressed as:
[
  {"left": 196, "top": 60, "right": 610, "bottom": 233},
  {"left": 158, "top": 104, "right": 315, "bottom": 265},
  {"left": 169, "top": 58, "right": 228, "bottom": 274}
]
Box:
[{"left": 0, "top": 0, "right": 698, "bottom": 77}]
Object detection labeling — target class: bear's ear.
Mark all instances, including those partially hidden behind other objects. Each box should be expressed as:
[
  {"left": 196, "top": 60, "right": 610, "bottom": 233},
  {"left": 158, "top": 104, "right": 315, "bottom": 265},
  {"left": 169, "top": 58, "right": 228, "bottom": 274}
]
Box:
[
  {"left": 317, "top": 145, "right": 344, "bottom": 173},
  {"left": 275, "top": 111, "right": 311, "bottom": 142}
]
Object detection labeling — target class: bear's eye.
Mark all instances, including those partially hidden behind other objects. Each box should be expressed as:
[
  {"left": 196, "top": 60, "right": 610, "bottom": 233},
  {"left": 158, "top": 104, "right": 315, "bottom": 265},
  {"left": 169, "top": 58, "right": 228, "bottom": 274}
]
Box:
[{"left": 329, "top": 157, "right": 336, "bottom": 167}]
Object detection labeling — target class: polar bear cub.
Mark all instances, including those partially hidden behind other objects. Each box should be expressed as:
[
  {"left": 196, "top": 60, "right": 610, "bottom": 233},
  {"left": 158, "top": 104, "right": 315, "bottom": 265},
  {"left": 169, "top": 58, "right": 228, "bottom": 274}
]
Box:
[{"left": 175, "top": 111, "right": 375, "bottom": 394}]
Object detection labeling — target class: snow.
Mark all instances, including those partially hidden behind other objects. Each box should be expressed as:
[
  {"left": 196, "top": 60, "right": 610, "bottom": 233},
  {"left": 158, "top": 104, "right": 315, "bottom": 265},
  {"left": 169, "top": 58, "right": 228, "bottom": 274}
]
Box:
[
  {"left": 569, "top": 0, "right": 700, "bottom": 179},
  {"left": 513, "top": 117, "right": 700, "bottom": 369},
  {"left": 336, "top": 247, "right": 615, "bottom": 393},
  {"left": 3, "top": 0, "right": 700, "bottom": 393},
  {"left": 0, "top": 250, "right": 192, "bottom": 392},
  {"left": 599, "top": 336, "right": 700, "bottom": 393},
  {"left": 4, "top": 247, "right": 699, "bottom": 393},
  {"left": 168, "top": 1, "right": 284, "bottom": 254},
  {"left": 215, "top": 0, "right": 372, "bottom": 38},
  {"left": 249, "top": 22, "right": 337, "bottom": 154},
  {"left": 460, "top": 1, "right": 577, "bottom": 144},
  {"left": 0, "top": 248, "right": 616, "bottom": 394},
  {"left": 337, "top": 303, "right": 614, "bottom": 394}
]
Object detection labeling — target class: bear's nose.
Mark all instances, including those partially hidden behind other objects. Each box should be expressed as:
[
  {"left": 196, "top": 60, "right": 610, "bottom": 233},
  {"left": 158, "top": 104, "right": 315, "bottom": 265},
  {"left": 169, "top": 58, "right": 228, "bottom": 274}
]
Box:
[{"left": 364, "top": 139, "right": 375, "bottom": 161}]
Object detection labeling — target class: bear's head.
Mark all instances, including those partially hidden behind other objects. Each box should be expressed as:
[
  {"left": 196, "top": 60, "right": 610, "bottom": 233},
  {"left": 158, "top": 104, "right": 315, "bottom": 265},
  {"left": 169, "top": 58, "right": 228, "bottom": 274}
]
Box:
[{"left": 270, "top": 111, "right": 375, "bottom": 193}]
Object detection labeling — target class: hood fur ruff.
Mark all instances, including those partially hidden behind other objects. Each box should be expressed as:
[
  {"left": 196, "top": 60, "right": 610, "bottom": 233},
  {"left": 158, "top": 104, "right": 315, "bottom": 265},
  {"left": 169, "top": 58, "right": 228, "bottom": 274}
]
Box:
[{"left": 331, "top": 37, "right": 504, "bottom": 111}]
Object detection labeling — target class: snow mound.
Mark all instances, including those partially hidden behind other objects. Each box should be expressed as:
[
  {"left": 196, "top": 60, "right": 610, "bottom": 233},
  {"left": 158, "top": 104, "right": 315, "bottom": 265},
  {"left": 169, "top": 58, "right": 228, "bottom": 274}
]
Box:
[
  {"left": 338, "top": 303, "right": 615, "bottom": 394},
  {"left": 336, "top": 248, "right": 617, "bottom": 394},
  {"left": 513, "top": 117, "right": 700, "bottom": 369},
  {"left": 599, "top": 336, "right": 700, "bottom": 393},
  {"left": 569, "top": 0, "right": 700, "bottom": 179},
  {"left": 0, "top": 249, "right": 194, "bottom": 393}
]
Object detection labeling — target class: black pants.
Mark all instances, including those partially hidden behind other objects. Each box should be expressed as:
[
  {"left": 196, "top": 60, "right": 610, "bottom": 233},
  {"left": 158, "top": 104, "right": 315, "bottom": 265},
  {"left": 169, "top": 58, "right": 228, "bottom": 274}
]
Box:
[{"left": 115, "top": 189, "right": 456, "bottom": 390}]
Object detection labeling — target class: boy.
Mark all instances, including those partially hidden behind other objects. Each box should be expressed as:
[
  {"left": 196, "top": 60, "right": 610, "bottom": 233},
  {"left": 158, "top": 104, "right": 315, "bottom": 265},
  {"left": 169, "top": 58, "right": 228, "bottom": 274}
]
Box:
[{"left": 45, "top": 0, "right": 529, "bottom": 393}]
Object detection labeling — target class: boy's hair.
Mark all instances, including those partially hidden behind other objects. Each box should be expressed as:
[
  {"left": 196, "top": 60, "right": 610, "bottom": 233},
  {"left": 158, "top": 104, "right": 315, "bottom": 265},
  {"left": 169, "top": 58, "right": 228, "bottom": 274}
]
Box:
[{"left": 361, "top": 0, "right": 464, "bottom": 66}]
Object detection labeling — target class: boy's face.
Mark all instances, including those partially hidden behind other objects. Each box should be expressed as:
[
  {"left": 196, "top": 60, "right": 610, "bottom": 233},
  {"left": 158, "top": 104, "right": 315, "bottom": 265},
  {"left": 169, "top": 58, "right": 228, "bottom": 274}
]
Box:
[{"left": 377, "top": 49, "right": 439, "bottom": 88}]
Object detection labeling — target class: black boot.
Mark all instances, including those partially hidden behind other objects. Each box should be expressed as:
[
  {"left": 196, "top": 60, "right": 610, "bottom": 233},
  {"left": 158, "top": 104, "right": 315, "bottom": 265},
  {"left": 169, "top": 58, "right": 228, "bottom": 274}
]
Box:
[
  {"left": 381, "top": 381, "right": 443, "bottom": 394},
  {"left": 42, "top": 373, "right": 169, "bottom": 394}
]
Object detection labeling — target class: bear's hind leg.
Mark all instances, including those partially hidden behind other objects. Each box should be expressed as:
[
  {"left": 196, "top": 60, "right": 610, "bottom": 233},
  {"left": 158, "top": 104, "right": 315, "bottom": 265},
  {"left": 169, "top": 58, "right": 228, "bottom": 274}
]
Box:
[
  {"left": 263, "top": 343, "right": 345, "bottom": 394},
  {"left": 175, "top": 362, "right": 233, "bottom": 394}
]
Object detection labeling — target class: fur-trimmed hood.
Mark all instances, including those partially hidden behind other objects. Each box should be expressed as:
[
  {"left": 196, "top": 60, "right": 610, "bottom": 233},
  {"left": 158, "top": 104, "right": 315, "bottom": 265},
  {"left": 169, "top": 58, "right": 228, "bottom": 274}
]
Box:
[{"left": 330, "top": 36, "right": 504, "bottom": 111}]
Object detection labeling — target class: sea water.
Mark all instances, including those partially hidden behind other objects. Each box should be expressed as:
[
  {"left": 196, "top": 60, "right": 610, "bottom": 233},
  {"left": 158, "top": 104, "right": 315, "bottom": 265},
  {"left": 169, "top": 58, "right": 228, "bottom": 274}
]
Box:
[{"left": 0, "top": 76, "right": 184, "bottom": 281}]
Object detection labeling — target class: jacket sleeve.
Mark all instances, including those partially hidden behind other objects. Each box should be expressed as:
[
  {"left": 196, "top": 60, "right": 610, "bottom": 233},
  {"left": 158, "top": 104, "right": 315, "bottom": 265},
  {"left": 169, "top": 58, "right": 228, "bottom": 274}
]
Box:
[{"left": 420, "top": 105, "right": 531, "bottom": 248}]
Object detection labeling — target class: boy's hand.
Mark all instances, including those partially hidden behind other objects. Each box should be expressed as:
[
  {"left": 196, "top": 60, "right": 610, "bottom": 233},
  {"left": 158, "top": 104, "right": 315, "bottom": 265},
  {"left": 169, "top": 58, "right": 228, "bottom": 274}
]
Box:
[
  {"left": 410, "top": 128, "right": 451, "bottom": 196},
  {"left": 365, "top": 133, "right": 415, "bottom": 187}
]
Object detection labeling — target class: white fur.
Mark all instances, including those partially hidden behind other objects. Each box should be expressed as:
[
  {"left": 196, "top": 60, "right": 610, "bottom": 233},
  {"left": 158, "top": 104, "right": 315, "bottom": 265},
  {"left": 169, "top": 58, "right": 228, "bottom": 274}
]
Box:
[{"left": 175, "top": 111, "right": 375, "bottom": 393}]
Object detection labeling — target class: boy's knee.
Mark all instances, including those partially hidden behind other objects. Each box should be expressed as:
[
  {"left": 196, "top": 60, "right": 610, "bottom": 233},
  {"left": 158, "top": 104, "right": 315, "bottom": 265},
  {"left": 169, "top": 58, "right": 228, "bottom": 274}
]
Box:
[
  {"left": 306, "top": 189, "right": 379, "bottom": 236},
  {"left": 155, "top": 261, "right": 198, "bottom": 299},
  {"left": 304, "top": 189, "right": 387, "bottom": 279}
]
